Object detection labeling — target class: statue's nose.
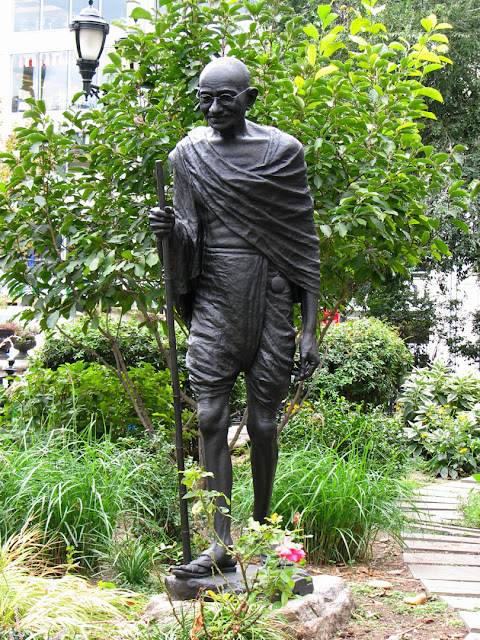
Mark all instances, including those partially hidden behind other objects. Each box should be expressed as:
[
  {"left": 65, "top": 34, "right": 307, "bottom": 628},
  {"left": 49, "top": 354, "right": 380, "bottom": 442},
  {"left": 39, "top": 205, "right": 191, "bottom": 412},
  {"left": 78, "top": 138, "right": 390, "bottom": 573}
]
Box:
[{"left": 208, "top": 97, "right": 223, "bottom": 114}]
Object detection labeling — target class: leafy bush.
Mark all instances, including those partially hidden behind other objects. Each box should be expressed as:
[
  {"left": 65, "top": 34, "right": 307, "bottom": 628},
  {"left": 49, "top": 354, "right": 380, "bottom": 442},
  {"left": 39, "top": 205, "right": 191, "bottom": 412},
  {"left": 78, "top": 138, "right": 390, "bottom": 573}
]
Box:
[
  {"left": 460, "top": 477, "right": 480, "bottom": 527},
  {"left": 36, "top": 317, "right": 170, "bottom": 371},
  {"left": 0, "top": 428, "right": 178, "bottom": 569},
  {"left": 233, "top": 444, "right": 410, "bottom": 564},
  {"left": 404, "top": 411, "right": 480, "bottom": 478},
  {"left": 1, "top": 360, "right": 175, "bottom": 439},
  {"left": 399, "top": 361, "right": 480, "bottom": 478},
  {"left": 279, "top": 395, "right": 406, "bottom": 467},
  {"left": 312, "top": 317, "right": 412, "bottom": 406},
  {"left": 399, "top": 360, "right": 480, "bottom": 424}
]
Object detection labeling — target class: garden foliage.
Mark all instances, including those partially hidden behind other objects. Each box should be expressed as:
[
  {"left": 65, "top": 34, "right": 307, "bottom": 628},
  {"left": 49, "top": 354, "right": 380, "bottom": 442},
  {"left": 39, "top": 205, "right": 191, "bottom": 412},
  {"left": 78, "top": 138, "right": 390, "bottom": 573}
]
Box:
[
  {"left": 0, "top": 0, "right": 468, "bottom": 429},
  {"left": 234, "top": 443, "right": 410, "bottom": 564},
  {"left": 280, "top": 394, "right": 405, "bottom": 465},
  {"left": 0, "top": 528, "right": 143, "bottom": 636},
  {"left": 311, "top": 317, "right": 412, "bottom": 406},
  {"left": 1, "top": 361, "right": 174, "bottom": 439},
  {"left": 399, "top": 360, "right": 480, "bottom": 477},
  {"left": 37, "top": 316, "right": 168, "bottom": 371},
  {"left": 0, "top": 428, "right": 179, "bottom": 568},
  {"left": 460, "top": 475, "right": 480, "bottom": 528}
]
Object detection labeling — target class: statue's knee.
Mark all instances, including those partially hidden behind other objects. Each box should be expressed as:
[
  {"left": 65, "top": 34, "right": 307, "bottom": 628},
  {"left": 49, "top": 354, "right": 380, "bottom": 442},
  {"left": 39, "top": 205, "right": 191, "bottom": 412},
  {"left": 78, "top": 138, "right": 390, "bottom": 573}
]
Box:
[
  {"left": 197, "top": 397, "right": 229, "bottom": 437},
  {"left": 248, "top": 419, "right": 277, "bottom": 444}
]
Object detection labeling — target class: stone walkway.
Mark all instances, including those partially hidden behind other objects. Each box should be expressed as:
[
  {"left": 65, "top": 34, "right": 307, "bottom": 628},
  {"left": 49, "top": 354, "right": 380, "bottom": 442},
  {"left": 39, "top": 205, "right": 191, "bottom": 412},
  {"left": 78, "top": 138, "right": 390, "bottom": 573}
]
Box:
[{"left": 402, "top": 476, "right": 480, "bottom": 640}]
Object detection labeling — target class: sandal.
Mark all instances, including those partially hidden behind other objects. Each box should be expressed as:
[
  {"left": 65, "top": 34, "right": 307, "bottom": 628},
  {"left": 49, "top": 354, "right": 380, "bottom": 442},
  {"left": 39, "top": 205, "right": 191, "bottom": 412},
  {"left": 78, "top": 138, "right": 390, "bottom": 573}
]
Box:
[{"left": 172, "top": 553, "right": 237, "bottom": 579}]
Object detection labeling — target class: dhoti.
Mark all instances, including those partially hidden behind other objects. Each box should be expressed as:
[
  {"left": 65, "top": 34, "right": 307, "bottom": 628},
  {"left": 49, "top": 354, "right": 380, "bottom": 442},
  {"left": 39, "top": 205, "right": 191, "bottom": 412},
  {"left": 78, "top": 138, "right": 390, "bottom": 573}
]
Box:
[{"left": 186, "top": 248, "right": 296, "bottom": 409}]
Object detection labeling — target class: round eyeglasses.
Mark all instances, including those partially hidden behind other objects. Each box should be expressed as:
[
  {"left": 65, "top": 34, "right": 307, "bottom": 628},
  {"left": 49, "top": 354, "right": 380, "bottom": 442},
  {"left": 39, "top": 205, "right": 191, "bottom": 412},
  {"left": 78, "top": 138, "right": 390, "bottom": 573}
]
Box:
[{"left": 196, "top": 87, "right": 250, "bottom": 107}]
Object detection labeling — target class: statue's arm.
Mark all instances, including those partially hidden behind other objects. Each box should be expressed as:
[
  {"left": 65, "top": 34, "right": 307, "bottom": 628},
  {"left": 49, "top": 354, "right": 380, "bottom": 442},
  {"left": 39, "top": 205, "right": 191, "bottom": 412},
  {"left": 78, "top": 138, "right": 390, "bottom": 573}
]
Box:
[
  {"left": 149, "top": 160, "right": 192, "bottom": 246},
  {"left": 149, "top": 157, "right": 200, "bottom": 295},
  {"left": 296, "top": 288, "right": 320, "bottom": 381}
]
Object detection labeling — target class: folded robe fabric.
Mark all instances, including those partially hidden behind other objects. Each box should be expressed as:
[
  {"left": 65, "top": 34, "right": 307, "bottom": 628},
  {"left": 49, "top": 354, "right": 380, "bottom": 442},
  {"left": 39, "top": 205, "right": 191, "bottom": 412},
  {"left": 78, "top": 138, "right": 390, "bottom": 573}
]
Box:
[{"left": 162, "top": 122, "right": 320, "bottom": 323}]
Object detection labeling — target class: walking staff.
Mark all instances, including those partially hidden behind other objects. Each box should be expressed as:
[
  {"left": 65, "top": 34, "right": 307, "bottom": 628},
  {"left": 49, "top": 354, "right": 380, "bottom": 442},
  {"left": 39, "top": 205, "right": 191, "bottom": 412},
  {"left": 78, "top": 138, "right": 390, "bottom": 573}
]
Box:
[{"left": 155, "top": 159, "right": 191, "bottom": 565}]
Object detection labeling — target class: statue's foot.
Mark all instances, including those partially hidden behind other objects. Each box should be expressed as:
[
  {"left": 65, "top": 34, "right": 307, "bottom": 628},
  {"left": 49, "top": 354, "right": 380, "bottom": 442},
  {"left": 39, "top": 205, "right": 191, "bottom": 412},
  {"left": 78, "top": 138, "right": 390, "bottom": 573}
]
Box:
[{"left": 172, "top": 550, "right": 237, "bottom": 579}]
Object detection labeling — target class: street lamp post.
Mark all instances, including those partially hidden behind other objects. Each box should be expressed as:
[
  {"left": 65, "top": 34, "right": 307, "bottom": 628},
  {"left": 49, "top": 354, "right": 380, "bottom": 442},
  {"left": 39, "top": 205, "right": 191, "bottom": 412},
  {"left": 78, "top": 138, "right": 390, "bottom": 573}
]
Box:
[{"left": 70, "top": 0, "right": 110, "bottom": 98}]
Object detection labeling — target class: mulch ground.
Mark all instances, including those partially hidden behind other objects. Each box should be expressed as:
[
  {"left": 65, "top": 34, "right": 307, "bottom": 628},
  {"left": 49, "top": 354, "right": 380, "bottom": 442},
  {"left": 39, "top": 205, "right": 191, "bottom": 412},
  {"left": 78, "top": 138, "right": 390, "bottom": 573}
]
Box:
[{"left": 310, "top": 537, "right": 467, "bottom": 640}]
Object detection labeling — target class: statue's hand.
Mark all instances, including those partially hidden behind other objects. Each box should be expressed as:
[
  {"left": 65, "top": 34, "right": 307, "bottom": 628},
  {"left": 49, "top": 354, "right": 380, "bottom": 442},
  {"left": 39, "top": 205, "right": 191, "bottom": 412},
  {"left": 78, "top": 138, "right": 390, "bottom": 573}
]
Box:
[
  {"left": 295, "top": 332, "right": 320, "bottom": 381},
  {"left": 149, "top": 205, "right": 175, "bottom": 238}
]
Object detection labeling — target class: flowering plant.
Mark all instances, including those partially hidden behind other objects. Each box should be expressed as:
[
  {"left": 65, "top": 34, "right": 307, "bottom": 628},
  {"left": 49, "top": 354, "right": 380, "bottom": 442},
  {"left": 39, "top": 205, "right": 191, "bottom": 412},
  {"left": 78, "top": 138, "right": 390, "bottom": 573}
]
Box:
[
  {"left": 404, "top": 402, "right": 480, "bottom": 478},
  {"left": 275, "top": 536, "right": 307, "bottom": 564},
  {"left": 175, "top": 466, "right": 310, "bottom": 640}
]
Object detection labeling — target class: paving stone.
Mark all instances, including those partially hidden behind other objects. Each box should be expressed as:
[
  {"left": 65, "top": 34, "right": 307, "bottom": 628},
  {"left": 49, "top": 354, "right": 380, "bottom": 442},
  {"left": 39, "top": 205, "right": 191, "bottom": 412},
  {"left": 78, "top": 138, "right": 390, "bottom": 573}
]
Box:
[
  {"left": 460, "top": 611, "right": 480, "bottom": 632},
  {"left": 440, "top": 595, "right": 480, "bottom": 610},
  {"left": 404, "top": 537, "right": 480, "bottom": 554},
  {"left": 404, "top": 552, "right": 480, "bottom": 566},
  {"left": 408, "top": 564, "right": 480, "bottom": 581},
  {"left": 422, "top": 579, "right": 480, "bottom": 596}
]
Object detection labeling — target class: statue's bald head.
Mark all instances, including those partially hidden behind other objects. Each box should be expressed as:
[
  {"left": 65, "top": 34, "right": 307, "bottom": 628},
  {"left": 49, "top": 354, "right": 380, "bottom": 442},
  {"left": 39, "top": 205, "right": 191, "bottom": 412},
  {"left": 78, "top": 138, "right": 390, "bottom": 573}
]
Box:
[
  {"left": 199, "top": 57, "right": 251, "bottom": 90},
  {"left": 197, "top": 57, "right": 257, "bottom": 137}
]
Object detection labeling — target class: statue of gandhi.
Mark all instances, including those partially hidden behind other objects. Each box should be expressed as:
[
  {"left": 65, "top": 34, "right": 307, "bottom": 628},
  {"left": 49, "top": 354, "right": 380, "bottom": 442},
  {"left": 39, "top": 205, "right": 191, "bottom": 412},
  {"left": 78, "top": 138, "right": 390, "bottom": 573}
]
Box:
[{"left": 149, "top": 56, "right": 320, "bottom": 578}]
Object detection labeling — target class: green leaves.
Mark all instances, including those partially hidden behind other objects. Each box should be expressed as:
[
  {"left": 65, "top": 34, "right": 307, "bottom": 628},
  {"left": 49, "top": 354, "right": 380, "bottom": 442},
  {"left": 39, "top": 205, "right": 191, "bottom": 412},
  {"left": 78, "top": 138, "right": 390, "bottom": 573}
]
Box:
[
  {"left": 415, "top": 86, "right": 443, "bottom": 102},
  {"left": 130, "top": 7, "right": 152, "bottom": 20},
  {"left": 303, "top": 24, "right": 319, "bottom": 40},
  {"left": 0, "top": 0, "right": 468, "bottom": 364}
]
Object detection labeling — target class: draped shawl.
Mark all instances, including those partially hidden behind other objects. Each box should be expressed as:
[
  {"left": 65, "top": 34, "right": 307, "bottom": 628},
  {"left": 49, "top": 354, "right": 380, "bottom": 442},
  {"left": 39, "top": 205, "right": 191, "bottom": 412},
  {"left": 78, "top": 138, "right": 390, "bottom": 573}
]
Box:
[{"left": 164, "top": 123, "right": 320, "bottom": 323}]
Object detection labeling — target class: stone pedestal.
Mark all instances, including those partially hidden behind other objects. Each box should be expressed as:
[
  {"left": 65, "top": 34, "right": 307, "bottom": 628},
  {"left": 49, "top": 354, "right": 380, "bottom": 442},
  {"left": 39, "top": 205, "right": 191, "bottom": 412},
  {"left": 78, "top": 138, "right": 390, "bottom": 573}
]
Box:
[{"left": 164, "top": 563, "right": 313, "bottom": 601}]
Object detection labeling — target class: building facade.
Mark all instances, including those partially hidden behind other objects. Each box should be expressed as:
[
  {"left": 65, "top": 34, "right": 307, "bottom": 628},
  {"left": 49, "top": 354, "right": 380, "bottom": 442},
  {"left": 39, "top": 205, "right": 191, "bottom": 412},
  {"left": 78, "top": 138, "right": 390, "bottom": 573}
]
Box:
[{"left": 0, "top": 0, "right": 157, "bottom": 141}]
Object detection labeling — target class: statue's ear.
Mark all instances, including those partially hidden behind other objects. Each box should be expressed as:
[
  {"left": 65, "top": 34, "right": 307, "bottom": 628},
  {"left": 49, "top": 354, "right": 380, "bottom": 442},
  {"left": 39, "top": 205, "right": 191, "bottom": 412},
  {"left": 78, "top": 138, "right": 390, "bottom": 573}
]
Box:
[{"left": 246, "top": 87, "right": 258, "bottom": 110}]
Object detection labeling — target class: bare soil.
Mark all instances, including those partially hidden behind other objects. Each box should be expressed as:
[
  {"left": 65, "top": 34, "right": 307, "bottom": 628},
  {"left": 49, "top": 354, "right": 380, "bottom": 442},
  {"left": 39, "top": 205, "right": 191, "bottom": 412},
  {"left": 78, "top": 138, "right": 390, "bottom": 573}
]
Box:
[{"left": 311, "top": 537, "right": 468, "bottom": 640}]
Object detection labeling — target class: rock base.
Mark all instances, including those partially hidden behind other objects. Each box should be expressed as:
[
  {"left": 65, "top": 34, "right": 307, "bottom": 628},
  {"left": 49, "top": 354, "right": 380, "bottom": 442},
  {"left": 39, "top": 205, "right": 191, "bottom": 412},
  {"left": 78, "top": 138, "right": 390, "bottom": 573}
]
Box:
[
  {"left": 143, "top": 574, "right": 355, "bottom": 640},
  {"left": 164, "top": 563, "right": 313, "bottom": 601},
  {"left": 278, "top": 575, "right": 356, "bottom": 640}
]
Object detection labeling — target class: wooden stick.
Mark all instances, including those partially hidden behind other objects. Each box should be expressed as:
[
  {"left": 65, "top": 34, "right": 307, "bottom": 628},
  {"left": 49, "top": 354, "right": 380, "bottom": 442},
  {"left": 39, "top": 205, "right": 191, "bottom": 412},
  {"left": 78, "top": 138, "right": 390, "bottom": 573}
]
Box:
[{"left": 155, "top": 159, "right": 191, "bottom": 564}]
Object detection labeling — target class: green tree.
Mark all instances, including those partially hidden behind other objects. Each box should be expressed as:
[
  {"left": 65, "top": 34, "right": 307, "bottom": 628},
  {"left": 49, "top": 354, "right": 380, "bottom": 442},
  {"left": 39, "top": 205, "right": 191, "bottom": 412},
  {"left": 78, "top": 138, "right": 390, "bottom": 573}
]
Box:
[
  {"left": 0, "top": 0, "right": 467, "bottom": 432},
  {"left": 355, "top": 273, "right": 437, "bottom": 365},
  {"left": 381, "top": 0, "right": 480, "bottom": 278}
]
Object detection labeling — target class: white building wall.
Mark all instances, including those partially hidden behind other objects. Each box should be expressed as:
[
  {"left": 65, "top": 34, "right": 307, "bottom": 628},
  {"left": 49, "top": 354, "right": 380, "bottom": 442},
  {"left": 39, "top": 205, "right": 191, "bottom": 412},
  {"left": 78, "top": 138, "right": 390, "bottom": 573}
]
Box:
[{"left": 0, "top": 0, "right": 154, "bottom": 144}]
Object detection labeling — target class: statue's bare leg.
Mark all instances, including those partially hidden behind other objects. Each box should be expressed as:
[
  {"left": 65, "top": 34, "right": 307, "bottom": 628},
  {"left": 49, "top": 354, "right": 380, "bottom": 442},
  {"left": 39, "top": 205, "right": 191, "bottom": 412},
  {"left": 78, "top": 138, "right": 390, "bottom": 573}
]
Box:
[
  {"left": 246, "top": 395, "right": 279, "bottom": 524},
  {"left": 172, "top": 392, "right": 236, "bottom": 577}
]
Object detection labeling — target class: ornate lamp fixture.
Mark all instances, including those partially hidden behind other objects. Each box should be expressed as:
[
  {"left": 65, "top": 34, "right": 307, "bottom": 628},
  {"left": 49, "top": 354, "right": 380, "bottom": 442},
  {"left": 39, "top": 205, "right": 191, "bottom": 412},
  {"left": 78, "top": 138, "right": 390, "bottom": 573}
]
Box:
[{"left": 70, "top": 0, "right": 110, "bottom": 98}]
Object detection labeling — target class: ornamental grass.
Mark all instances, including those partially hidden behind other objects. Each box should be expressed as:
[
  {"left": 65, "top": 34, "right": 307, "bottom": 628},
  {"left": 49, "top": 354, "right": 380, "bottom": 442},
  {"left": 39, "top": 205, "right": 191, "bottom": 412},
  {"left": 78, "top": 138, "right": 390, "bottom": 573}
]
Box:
[
  {"left": 234, "top": 442, "right": 412, "bottom": 565},
  {"left": 0, "top": 527, "right": 143, "bottom": 638}
]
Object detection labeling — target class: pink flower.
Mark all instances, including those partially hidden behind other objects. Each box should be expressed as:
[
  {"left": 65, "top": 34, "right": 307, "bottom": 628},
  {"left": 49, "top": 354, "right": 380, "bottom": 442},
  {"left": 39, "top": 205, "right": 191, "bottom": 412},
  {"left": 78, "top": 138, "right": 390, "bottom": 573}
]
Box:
[{"left": 275, "top": 536, "right": 306, "bottom": 563}]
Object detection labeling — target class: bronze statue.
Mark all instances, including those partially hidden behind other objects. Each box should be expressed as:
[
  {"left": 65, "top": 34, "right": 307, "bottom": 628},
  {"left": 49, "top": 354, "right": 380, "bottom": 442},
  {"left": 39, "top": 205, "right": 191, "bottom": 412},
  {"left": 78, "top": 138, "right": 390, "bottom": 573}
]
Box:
[{"left": 149, "top": 57, "right": 320, "bottom": 578}]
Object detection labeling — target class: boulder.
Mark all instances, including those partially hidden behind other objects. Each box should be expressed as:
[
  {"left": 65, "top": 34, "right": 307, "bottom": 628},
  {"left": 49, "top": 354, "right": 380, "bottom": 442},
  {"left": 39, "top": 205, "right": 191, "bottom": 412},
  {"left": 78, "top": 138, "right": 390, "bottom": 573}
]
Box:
[
  {"left": 141, "top": 573, "right": 355, "bottom": 640},
  {"left": 279, "top": 575, "right": 356, "bottom": 640}
]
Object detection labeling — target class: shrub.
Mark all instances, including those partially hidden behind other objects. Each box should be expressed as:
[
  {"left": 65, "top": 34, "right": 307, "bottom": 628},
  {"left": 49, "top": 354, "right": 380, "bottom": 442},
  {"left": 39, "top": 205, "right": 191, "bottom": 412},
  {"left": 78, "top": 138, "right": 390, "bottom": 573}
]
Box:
[
  {"left": 399, "top": 361, "right": 480, "bottom": 478},
  {"left": 279, "top": 395, "right": 406, "bottom": 468},
  {"left": 399, "top": 359, "right": 480, "bottom": 425},
  {"left": 0, "top": 428, "right": 178, "bottom": 569},
  {"left": 404, "top": 412, "right": 480, "bottom": 478},
  {"left": 460, "top": 478, "right": 480, "bottom": 527},
  {"left": 311, "top": 317, "right": 412, "bottom": 406},
  {"left": 399, "top": 360, "right": 480, "bottom": 478},
  {"left": 36, "top": 317, "right": 170, "bottom": 371},
  {"left": 233, "top": 444, "right": 410, "bottom": 564},
  {"left": 0, "top": 360, "right": 175, "bottom": 439}
]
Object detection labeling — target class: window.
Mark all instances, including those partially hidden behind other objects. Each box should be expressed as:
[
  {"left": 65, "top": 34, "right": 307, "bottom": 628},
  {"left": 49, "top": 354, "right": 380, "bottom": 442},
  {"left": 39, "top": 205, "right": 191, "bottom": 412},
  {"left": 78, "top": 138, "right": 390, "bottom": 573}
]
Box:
[
  {"left": 14, "top": 0, "right": 127, "bottom": 32},
  {"left": 14, "top": 0, "right": 40, "bottom": 31},
  {"left": 12, "top": 51, "right": 84, "bottom": 112},
  {"left": 101, "top": 0, "right": 127, "bottom": 24},
  {"left": 12, "top": 55, "right": 38, "bottom": 111},
  {"left": 43, "top": 0, "right": 69, "bottom": 29}
]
